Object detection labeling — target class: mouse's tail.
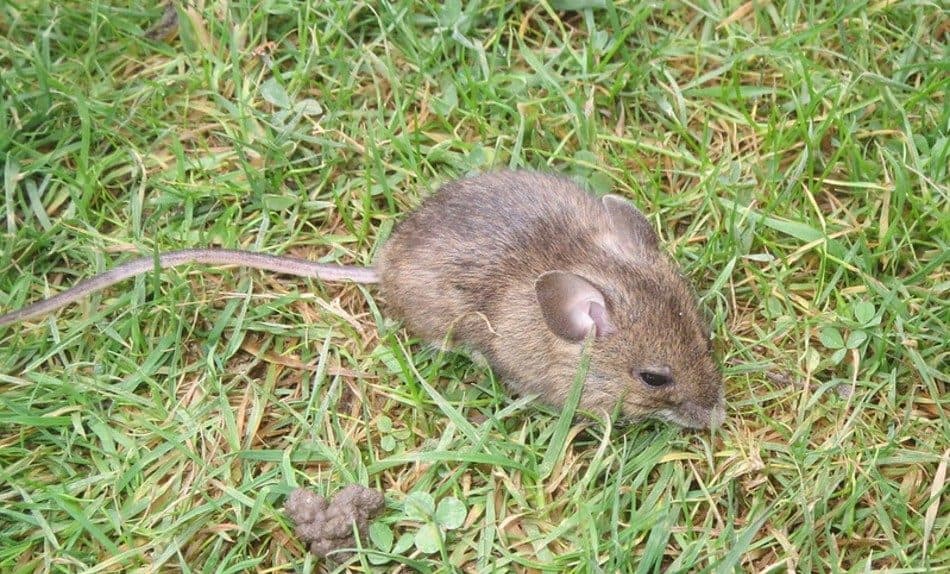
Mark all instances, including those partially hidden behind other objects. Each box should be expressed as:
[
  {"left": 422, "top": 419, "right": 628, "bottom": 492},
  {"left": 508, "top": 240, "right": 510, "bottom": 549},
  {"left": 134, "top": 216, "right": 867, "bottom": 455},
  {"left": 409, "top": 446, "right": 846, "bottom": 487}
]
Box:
[{"left": 0, "top": 248, "right": 378, "bottom": 327}]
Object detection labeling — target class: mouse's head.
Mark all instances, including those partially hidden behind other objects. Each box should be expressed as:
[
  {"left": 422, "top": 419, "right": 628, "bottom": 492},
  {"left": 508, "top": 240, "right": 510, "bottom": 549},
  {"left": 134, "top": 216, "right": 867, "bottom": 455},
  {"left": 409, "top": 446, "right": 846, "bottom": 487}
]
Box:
[{"left": 534, "top": 195, "right": 724, "bottom": 429}]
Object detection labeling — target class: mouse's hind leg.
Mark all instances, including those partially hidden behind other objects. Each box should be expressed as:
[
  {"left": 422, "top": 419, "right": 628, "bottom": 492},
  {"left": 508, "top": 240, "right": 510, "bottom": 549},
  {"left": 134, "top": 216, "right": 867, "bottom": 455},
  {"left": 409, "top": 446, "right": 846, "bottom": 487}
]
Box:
[{"left": 376, "top": 255, "right": 466, "bottom": 345}]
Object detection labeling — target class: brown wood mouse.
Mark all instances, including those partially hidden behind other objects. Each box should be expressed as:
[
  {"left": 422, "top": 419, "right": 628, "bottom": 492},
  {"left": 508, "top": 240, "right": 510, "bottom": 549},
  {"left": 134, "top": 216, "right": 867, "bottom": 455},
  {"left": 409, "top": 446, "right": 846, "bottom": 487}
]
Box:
[{"left": 0, "top": 170, "right": 724, "bottom": 428}]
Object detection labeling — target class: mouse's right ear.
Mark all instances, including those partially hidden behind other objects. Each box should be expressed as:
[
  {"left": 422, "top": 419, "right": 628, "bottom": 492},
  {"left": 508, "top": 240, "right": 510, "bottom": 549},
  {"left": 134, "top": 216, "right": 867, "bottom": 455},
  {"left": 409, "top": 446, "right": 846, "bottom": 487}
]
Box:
[
  {"left": 535, "top": 271, "right": 615, "bottom": 341},
  {"left": 602, "top": 195, "right": 659, "bottom": 251}
]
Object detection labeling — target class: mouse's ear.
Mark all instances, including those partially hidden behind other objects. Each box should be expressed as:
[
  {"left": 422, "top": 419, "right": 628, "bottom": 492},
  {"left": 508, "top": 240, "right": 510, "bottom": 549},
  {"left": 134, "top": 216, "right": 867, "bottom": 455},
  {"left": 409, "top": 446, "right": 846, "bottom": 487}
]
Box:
[
  {"left": 602, "top": 195, "right": 659, "bottom": 251},
  {"left": 535, "top": 271, "right": 615, "bottom": 341}
]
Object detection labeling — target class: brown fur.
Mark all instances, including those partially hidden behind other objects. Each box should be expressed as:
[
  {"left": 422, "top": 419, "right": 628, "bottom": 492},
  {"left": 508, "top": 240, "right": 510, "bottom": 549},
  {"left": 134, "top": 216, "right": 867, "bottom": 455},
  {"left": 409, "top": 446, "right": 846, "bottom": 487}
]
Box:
[{"left": 378, "top": 170, "right": 723, "bottom": 428}]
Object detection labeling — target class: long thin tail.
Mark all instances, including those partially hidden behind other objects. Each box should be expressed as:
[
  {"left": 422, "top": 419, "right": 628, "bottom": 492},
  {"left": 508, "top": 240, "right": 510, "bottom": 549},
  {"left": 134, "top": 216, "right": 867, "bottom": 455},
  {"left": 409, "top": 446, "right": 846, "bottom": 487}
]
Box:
[{"left": 0, "top": 248, "right": 378, "bottom": 327}]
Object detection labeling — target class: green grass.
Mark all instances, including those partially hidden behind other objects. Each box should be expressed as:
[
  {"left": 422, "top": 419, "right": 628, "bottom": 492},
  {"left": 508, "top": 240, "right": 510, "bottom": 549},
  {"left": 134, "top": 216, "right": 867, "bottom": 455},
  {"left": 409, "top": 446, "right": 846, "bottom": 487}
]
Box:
[{"left": 0, "top": 1, "right": 947, "bottom": 571}]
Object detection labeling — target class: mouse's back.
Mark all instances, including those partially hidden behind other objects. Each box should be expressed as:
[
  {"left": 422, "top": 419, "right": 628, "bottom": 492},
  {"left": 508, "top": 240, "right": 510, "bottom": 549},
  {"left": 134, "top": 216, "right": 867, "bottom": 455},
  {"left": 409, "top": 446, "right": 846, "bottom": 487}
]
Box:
[{"left": 377, "top": 170, "right": 618, "bottom": 345}]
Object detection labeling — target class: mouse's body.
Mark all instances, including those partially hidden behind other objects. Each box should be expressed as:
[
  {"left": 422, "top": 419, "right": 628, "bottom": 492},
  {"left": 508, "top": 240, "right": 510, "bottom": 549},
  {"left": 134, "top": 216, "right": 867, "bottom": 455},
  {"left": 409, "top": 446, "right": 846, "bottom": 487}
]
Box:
[
  {"left": 380, "top": 171, "right": 723, "bottom": 428},
  {"left": 0, "top": 170, "right": 724, "bottom": 428}
]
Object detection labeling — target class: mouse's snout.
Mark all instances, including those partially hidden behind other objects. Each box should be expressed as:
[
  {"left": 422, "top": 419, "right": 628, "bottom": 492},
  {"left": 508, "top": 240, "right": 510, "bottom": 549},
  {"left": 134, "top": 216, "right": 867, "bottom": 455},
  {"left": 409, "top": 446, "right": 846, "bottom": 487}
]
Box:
[
  {"left": 708, "top": 402, "right": 726, "bottom": 429},
  {"left": 700, "top": 383, "right": 727, "bottom": 429},
  {"left": 672, "top": 401, "right": 725, "bottom": 429},
  {"left": 667, "top": 384, "right": 725, "bottom": 429}
]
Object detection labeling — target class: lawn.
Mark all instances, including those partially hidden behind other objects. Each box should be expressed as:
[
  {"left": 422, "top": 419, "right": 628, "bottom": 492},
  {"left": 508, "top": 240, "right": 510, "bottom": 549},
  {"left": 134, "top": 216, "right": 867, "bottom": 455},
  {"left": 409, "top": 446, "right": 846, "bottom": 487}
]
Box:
[{"left": 0, "top": 1, "right": 947, "bottom": 572}]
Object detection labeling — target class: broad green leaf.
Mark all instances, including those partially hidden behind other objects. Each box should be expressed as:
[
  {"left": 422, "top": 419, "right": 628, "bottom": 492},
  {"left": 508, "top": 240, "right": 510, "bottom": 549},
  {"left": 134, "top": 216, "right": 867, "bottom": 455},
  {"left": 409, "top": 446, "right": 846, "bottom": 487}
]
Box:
[
  {"left": 804, "top": 347, "right": 821, "bottom": 373},
  {"left": 820, "top": 327, "right": 844, "bottom": 349},
  {"left": 262, "top": 194, "right": 296, "bottom": 211},
  {"left": 831, "top": 348, "right": 848, "bottom": 365},
  {"left": 393, "top": 532, "right": 414, "bottom": 554},
  {"left": 368, "top": 522, "right": 393, "bottom": 552},
  {"left": 846, "top": 330, "right": 868, "bottom": 349},
  {"left": 414, "top": 523, "right": 442, "bottom": 554},
  {"left": 293, "top": 98, "right": 322, "bottom": 116},
  {"left": 261, "top": 78, "right": 290, "bottom": 108},
  {"left": 589, "top": 171, "right": 614, "bottom": 196},
  {"left": 853, "top": 301, "right": 876, "bottom": 325},
  {"left": 404, "top": 492, "right": 435, "bottom": 521},
  {"left": 432, "top": 83, "right": 458, "bottom": 117},
  {"left": 435, "top": 497, "right": 466, "bottom": 530}
]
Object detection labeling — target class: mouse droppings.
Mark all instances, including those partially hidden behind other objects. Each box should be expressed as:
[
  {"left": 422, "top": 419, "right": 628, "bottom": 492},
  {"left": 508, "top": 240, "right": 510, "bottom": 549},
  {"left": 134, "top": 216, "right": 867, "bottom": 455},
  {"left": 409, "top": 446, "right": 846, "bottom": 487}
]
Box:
[{"left": 285, "top": 485, "right": 385, "bottom": 560}]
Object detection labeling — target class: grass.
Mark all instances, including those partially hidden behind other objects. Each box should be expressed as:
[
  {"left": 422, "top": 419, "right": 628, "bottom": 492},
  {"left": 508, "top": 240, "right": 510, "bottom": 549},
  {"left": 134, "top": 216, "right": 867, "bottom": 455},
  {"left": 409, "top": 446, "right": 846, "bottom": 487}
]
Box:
[{"left": 0, "top": 0, "right": 947, "bottom": 571}]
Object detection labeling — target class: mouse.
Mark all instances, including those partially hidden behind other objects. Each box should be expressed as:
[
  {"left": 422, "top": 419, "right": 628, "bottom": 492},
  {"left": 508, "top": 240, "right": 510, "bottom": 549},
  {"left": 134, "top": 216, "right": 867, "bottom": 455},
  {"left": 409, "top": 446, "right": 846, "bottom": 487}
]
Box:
[{"left": 0, "top": 170, "right": 724, "bottom": 429}]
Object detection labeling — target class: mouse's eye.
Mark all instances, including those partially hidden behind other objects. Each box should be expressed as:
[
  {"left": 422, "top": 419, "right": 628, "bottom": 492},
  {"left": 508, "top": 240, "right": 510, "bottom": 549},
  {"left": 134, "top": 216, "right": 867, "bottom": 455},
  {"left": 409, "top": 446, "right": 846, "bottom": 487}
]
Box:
[{"left": 639, "top": 370, "right": 673, "bottom": 388}]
